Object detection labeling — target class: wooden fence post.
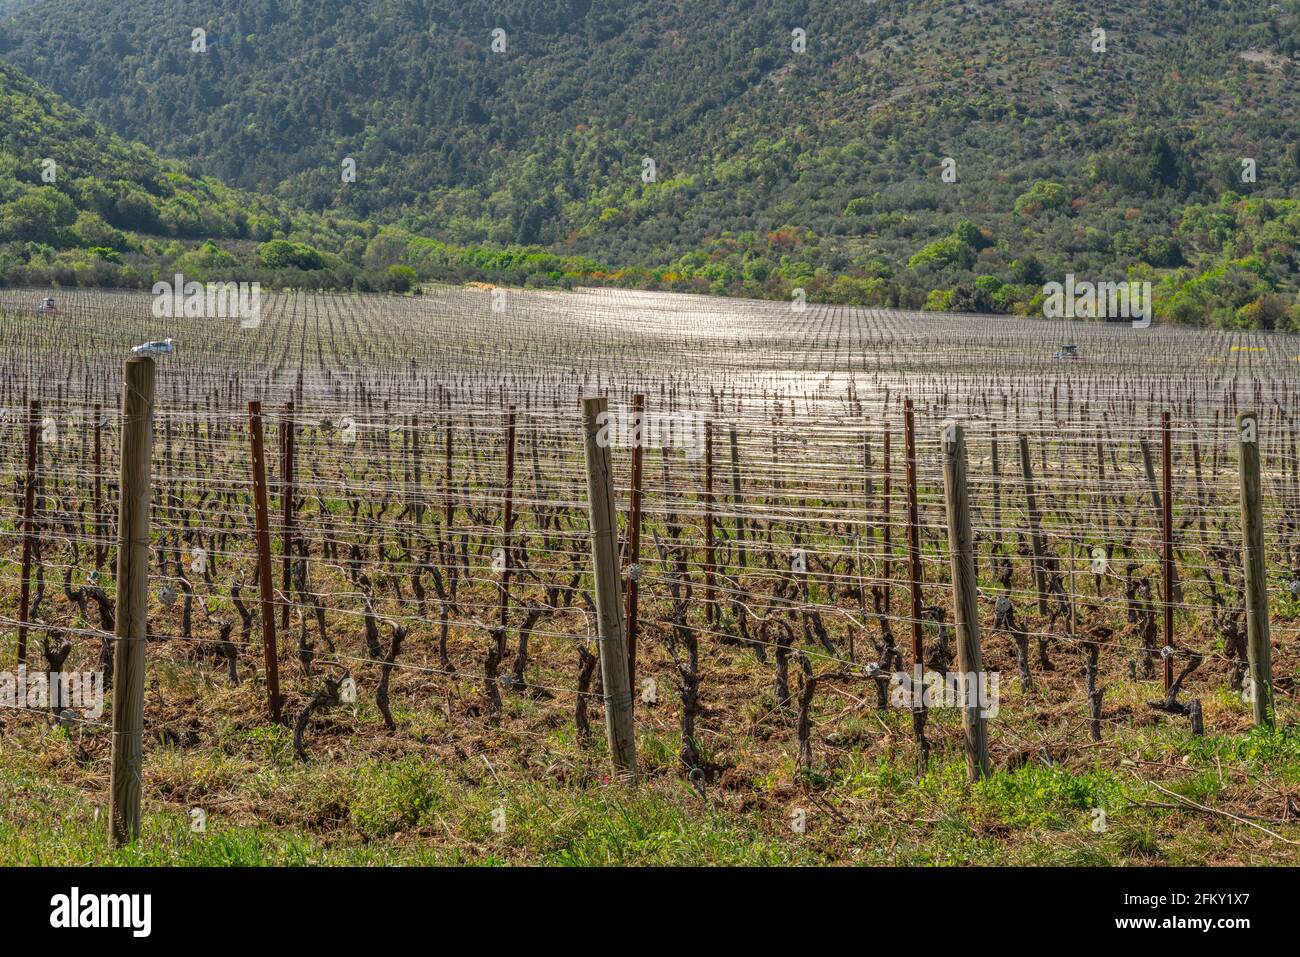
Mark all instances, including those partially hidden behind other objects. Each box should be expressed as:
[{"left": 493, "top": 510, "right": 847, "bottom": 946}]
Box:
[
  {"left": 903, "top": 398, "right": 928, "bottom": 772},
  {"left": 109, "top": 356, "right": 155, "bottom": 847},
  {"left": 444, "top": 415, "right": 454, "bottom": 530},
  {"left": 883, "top": 425, "right": 892, "bottom": 616},
  {"left": 280, "top": 400, "right": 295, "bottom": 630},
  {"left": 703, "top": 420, "right": 716, "bottom": 628},
  {"left": 1142, "top": 430, "right": 1183, "bottom": 608},
  {"left": 857, "top": 430, "right": 873, "bottom": 635},
  {"left": 728, "top": 422, "right": 755, "bottom": 658},
  {"left": 1017, "top": 433, "right": 1049, "bottom": 615},
  {"left": 580, "top": 396, "right": 637, "bottom": 778},
  {"left": 1237, "top": 412, "right": 1274, "bottom": 727},
  {"left": 248, "top": 401, "right": 282, "bottom": 723},
  {"left": 93, "top": 402, "right": 104, "bottom": 570},
  {"left": 942, "top": 421, "right": 990, "bottom": 780},
  {"left": 990, "top": 424, "right": 1001, "bottom": 551},
  {"left": 728, "top": 424, "right": 745, "bottom": 579},
  {"left": 499, "top": 405, "right": 517, "bottom": 656},
  {"left": 1160, "top": 411, "right": 1176, "bottom": 691},
  {"left": 16, "top": 399, "right": 39, "bottom": 665}
]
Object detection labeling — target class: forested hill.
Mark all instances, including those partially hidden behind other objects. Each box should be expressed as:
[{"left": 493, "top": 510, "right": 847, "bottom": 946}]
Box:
[
  {"left": 0, "top": 57, "right": 368, "bottom": 287},
  {"left": 2, "top": 0, "right": 1299, "bottom": 326}
]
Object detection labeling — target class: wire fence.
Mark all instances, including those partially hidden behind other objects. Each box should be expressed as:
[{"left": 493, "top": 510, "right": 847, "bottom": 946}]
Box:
[{"left": 1, "top": 285, "right": 1298, "bottom": 778}]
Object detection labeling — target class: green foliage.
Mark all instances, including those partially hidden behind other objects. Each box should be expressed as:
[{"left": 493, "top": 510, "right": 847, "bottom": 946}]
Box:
[
  {"left": 0, "top": 57, "right": 368, "bottom": 287},
  {"left": 923, "top": 288, "right": 955, "bottom": 311},
  {"left": 1180, "top": 724, "right": 1300, "bottom": 775},
  {"left": 845, "top": 196, "right": 873, "bottom": 216},
  {"left": 909, "top": 237, "right": 967, "bottom": 271},
  {"left": 385, "top": 264, "right": 418, "bottom": 292},
  {"left": 349, "top": 757, "right": 448, "bottom": 838},
  {"left": 908, "top": 220, "right": 988, "bottom": 271},
  {"left": 71, "top": 211, "right": 128, "bottom": 250},
  {"left": 1014, "top": 180, "right": 1069, "bottom": 216},
  {"left": 0, "top": 186, "right": 75, "bottom": 244},
  {"left": 1090, "top": 132, "right": 1199, "bottom": 196},
  {"left": 259, "top": 239, "right": 325, "bottom": 270},
  {"left": 974, "top": 766, "right": 1124, "bottom": 830},
  {"left": 173, "top": 240, "right": 241, "bottom": 279}
]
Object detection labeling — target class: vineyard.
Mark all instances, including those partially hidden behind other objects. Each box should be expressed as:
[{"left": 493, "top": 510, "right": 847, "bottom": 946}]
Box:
[{"left": 1, "top": 285, "right": 1299, "bottom": 866}]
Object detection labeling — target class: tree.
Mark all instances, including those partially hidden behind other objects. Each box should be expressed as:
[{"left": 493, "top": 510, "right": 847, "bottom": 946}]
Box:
[
  {"left": 1014, "top": 181, "right": 1069, "bottom": 216},
  {"left": 386, "top": 264, "right": 417, "bottom": 292},
  {"left": 0, "top": 188, "right": 77, "bottom": 245},
  {"left": 259, "top": 239, "right": 325, "bottom": 270}
]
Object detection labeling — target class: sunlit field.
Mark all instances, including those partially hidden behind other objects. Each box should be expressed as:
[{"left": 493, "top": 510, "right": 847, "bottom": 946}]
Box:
[{"left": 1, "top": 285, "right": 1298, "bottom": 865}]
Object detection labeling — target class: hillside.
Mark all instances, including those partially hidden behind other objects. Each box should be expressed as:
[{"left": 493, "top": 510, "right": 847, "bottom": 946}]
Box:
[
  {"left": 0, "top": 51, "right": 615, "bottom": 293},
  {"left": 1, "top": 0, "right": 1299, "bottom": 323},
  {"left": 0, "top": 57, "right": 378, "bottom": 288}
]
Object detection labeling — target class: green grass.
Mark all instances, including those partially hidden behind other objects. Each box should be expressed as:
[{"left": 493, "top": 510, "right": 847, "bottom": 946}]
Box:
[
  {"left": 5, "top": 717, "right": 1300, "bottom": 865},
  {"left": 0, "top": 750, "right": 818, "bottom": 866},
  {"left": 1179, "top": 724, "right": 1300, "bottom": 783}
]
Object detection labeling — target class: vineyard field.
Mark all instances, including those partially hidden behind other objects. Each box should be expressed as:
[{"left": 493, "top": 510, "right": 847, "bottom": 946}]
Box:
[{"left": 1, "top": 285, "right": 1299, "bottom": 866}]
